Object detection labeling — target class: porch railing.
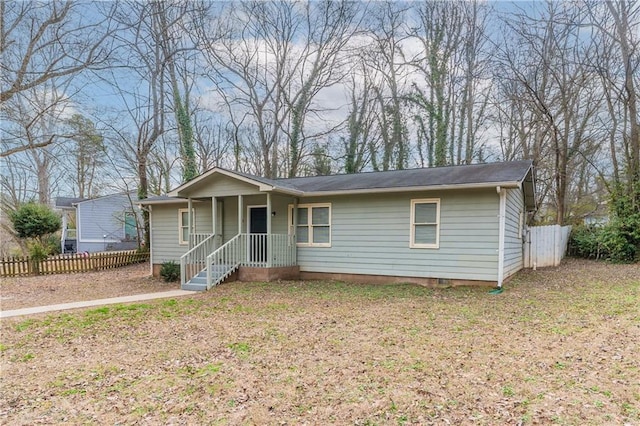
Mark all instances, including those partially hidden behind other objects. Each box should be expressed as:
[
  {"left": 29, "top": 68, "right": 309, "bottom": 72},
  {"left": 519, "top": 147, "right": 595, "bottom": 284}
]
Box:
[
  {"left": 203, "top": 233, "right": 296, "bottom": 288},
  {"left": 180, "top": 233, "right": 217, "bottom": 285},
  {"left": 190, "top": 233, "right": 213, "bottom": 247},
  {"left": 205, "top": 234, "right": 244, "bottom": 289},
  {"left": 181, "top": 233, "right": 297, "bottom": 288}
]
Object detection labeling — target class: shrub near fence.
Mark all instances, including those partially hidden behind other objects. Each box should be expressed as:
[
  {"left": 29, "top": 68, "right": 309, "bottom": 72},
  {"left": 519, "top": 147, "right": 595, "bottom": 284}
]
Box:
[{"left": 0, "top": 250, "right": 149, "bottom": 278}]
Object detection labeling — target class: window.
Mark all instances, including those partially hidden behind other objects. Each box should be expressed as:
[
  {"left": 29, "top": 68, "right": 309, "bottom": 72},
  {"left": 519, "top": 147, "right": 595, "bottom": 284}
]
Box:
[
  {"left": 178, "top": 208, "right": 195, "bottom": 245},
  {"left": 289, "top": 203, "right": 331, "bottom": 247},
  {"left": 124, "top": 212, "right": 137, "bottom": 241},
  {"left": 410, "top": 199, "right": 440, "bottom": 248}
]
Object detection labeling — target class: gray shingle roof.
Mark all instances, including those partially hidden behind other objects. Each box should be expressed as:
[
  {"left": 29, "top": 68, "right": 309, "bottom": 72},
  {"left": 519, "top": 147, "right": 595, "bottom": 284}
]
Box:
[
  {"left": 275, "top": 160, "right": 533, "bottom": 193},
  {"left": 150, "top": 161, "right": 535, "bottom": 209},
  {"left": 55, "top": 197, "right": 87, "bottom": 208}
]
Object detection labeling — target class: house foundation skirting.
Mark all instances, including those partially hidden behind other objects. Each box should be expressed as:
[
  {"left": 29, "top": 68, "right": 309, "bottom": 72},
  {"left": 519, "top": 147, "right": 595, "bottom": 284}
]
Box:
[
  {"left": 152, "top": 264, "right": 299, "bottom": 282},
  {"left": 237, "top": 266, "right": 300, "bottom": 282},
  {"left": 153, "top": 263, "right": 501, "bottom": 287},
  {"left": 299, "top": 271, "right": 498, "bottom": 288}
]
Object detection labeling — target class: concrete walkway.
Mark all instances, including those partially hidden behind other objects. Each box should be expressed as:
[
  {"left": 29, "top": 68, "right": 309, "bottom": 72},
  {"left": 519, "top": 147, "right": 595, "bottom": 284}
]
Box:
[{"left": 0, "top": 290, "right": 195, "bottom": 319}]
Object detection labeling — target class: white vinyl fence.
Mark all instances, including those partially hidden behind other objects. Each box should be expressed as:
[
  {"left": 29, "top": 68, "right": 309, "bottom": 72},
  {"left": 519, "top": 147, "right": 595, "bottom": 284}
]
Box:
[{"left": 524, "top": 225, "right": 572, "bottom": 268}]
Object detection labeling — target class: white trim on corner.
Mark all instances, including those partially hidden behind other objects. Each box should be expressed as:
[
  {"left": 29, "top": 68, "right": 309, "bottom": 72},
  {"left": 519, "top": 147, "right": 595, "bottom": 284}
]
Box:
[
  {"left": 497, "top": 187, "right": 507, "bottom": 287},
  {"left": 409, "top": 198, "right": 441, "bottom": 249}
]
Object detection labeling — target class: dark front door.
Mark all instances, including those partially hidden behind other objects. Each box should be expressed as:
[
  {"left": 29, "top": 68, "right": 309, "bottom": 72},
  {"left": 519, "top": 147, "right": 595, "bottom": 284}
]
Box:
[{"left": 249, "top": 206, "right": 267, "bottom": 263}]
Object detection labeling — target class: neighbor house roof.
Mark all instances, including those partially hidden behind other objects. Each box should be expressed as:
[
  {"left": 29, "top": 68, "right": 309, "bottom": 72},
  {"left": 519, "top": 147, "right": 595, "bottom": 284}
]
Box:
[
  {"left": 55, "top": 197, "right": 87, "bottom": 209},
  {"left": 144, "top": 160, "right": 536, "bottom": 210},
  {"left": 55, "top": 191, "right": 140, "bottom": 208},
  {"left": 139, "top": 195, "right": 201, "bottom": 205}
]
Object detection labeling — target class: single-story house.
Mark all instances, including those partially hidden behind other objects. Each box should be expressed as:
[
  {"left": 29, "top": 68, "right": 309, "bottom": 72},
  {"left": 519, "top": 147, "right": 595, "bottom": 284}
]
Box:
[
  {"left": 140, "top": 160, "right": 535, "bottom": 291},
  {"left": 55, "top": 191, "right": 142, "bottom": 253}
]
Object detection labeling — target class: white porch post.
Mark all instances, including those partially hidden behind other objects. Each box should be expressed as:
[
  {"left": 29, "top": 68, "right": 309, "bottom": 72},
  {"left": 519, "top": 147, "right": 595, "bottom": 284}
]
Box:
[
  {"left": 266, "top": 192, "right": 272, "bottom": 267},
  {"left": 237, "top": 195, "right": 243, "bottom": 235},
  {"left": 61, "top": 212, "right": 68, "bottom": 253},
  {"left": 187, "top": 197, "right": 193, "bottom": 250},
  {"left": 212, "top": 196, "right": 217, "bottom": 239}
]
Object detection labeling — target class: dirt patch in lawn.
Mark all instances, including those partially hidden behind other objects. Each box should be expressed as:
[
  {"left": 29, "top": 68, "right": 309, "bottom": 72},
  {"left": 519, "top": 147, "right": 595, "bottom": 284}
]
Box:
[
  {"left": 1, "top": 259, "right": 639, "bottom": 425},
  {"left": 0, "top": 263, "right": 177, "bottom": 310}
]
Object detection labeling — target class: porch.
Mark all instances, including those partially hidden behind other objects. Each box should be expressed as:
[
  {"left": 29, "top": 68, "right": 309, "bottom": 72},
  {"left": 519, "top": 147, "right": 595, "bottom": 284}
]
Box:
[
  {"left": 181, "top": 232, "right": 298, "bottom": 291},
  {"left": 177, "top": 190, "right": 302, "bottom": 291}
]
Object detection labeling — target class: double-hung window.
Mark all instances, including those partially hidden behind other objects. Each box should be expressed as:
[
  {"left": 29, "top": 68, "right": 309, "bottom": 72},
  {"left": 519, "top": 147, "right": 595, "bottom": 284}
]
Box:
[
  {"left": 289, "top": 203, "right": 331, "bottom": 247},
  {"left": 178, "top": 208, "right": 195, "bottom": 245},
  {"left": 410, "top": 199, "right": 440, "bottom": 248}
]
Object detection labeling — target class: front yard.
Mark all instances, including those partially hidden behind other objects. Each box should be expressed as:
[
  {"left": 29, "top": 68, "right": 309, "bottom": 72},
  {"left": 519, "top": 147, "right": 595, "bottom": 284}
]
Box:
[{"left": 1, "top": 259, "right": 639, "bottom": 425}]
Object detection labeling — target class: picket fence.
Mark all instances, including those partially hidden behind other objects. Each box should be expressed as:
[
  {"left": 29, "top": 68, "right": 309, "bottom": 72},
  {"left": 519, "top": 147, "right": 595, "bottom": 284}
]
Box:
[
  {"left": 524, "top": 225, "right": 572, "bottom": 268},
  {"left": 0, "top": 250, "right": 149, "bottom": 278}
]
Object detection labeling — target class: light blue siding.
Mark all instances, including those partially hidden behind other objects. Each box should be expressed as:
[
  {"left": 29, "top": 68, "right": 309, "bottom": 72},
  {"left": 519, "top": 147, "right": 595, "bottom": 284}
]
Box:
[
  {"left": 149, "top": 202, "right": 213, "bottom": 264},
  {"left": 296, "top": 190, "right": 501, "bottom": 282},
  {"left": 76, "top": 192, "right": 141, "bottom": 252},
  {"left": 152, "top": 195, "right": 292, "bottom": 264},
  {"left": 185, "top": 174, "right": 262, "bottom": 198},
  {"left": 503, "top": 188, "right": 525, "bottom": 279},
  {"left": 149, "top": 187, "right": 528, "bottom": 283}
]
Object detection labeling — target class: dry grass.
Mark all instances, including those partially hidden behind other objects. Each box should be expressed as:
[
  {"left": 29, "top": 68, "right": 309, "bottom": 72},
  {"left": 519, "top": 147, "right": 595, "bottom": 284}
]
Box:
[
  {"left": 0, "top": 262, "right": 176, "bottom": 310},
  {"left": 1, "top": 259, "right": 639, "bottom": 425}
]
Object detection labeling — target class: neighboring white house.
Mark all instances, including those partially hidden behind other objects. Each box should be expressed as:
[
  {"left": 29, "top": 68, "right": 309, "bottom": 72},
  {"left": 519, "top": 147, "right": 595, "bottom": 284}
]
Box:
[
  {"left": 140, "top": 161, "right": 536, "bottom": 291},
  {"left": 55, "top": 191, "right": 142, "bottom": 253}
]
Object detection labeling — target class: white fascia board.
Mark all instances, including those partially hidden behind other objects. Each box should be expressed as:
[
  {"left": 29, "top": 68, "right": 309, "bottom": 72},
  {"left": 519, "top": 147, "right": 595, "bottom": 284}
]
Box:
[
  {"left": 137, "top": 198, "right": 206, "bottom": 206},
  {"left": 168, "top": 167, "right": 274, "bottom": 197},
  {"left": 298, "top": 181, "right": 522, "bottom": 197},
  {"left": 268, "top": 187, "right": 305, "bottom": 196}
]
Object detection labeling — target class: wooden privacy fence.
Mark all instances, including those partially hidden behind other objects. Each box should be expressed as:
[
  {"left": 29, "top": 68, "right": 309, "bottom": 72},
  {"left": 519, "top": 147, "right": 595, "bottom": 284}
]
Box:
[
  {"left": 524, "top": 225, "right": 572, "bottom": 268},
  {"left": 0, "top": 250, "right": 149, "bottom": 278}
]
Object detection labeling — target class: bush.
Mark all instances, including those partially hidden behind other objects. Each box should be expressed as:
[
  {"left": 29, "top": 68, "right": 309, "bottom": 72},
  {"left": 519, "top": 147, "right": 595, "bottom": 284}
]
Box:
[
  {"left": 569, "top": 219, "right": 639, "bottom": 263},
  {"left": 568, "top": 225, "right": 603, "bottom": 259},
  {"left": 160, "top": 261, "right": 180, "bottom": 282},
  {"left": 28, "top": 241, "right": 49, "bottom": 262},
  {"left": 9, "top": 203, "right": 61, "bottom": 242},
  {"left": 28, "top": 241, "right": 49, "bottom": 275},
  {"left": 570, "top": 186, "right": 640, "bottom": 263}
]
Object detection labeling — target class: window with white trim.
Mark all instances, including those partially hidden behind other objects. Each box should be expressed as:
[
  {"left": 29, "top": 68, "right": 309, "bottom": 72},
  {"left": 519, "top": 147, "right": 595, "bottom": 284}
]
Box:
[
  {"left": 410, "top": 199, "right": 440, "bottom": 248},
  {"left": 288, "top": 203, "right": 331, "bottom": 247},
  {"left": 178, "top": 208, "right": 194, "bottom": 245}
]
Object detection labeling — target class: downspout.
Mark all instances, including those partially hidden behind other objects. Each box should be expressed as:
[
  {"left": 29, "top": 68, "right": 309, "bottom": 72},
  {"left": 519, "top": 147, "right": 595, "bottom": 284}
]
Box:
[
  {"left": 293, "top": 197, "right": 298, "bottom": 265},
  {"left": 148, "top": 205, "right": 153, "bottom": 276},
  {"left": 497, "top": 186, "right": 507, "bottom": 288}
]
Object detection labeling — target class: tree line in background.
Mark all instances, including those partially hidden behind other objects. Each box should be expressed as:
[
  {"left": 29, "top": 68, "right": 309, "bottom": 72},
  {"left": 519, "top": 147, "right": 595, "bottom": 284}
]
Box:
[{"left": 1, "top": 0, "right": 639, "bottom": 259}]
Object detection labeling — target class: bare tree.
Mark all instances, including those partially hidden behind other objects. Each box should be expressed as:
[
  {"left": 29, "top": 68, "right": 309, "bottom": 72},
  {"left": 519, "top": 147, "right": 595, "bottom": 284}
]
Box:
[
  {"left": 342, "top": 67, "right": 378, "bottom": 173},
  {"left": 64, "top": 114, "right": 105, "bottom": 198},
  {"left": 1, "top": 0, "right": 115, "bottom": 109},
  {"left": 197, "top": 1, "right": 363, "bottom": 178},
  {"left": 407, "top": 1, "right": 491, "bottom": 167},
  {"left": 365, "top": 1, "right": 410, "bottom": 171},
  {"left": 588, "top": 1, "right": 640, "bottom": 208},
  {"left": 102, "top": 0, "right": 173, "bottom": 246},
  {"left": 497, "top": 2, "right": 603, "bottom": 224},
  {"left": 1, "top": 79, "right": 74, "bottom": 204}
]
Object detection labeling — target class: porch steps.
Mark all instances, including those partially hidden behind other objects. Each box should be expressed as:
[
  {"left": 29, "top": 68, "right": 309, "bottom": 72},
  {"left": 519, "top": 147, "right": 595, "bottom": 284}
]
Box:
[{"left": 182, "top": 263, "right": 238, "bottom": 292}]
